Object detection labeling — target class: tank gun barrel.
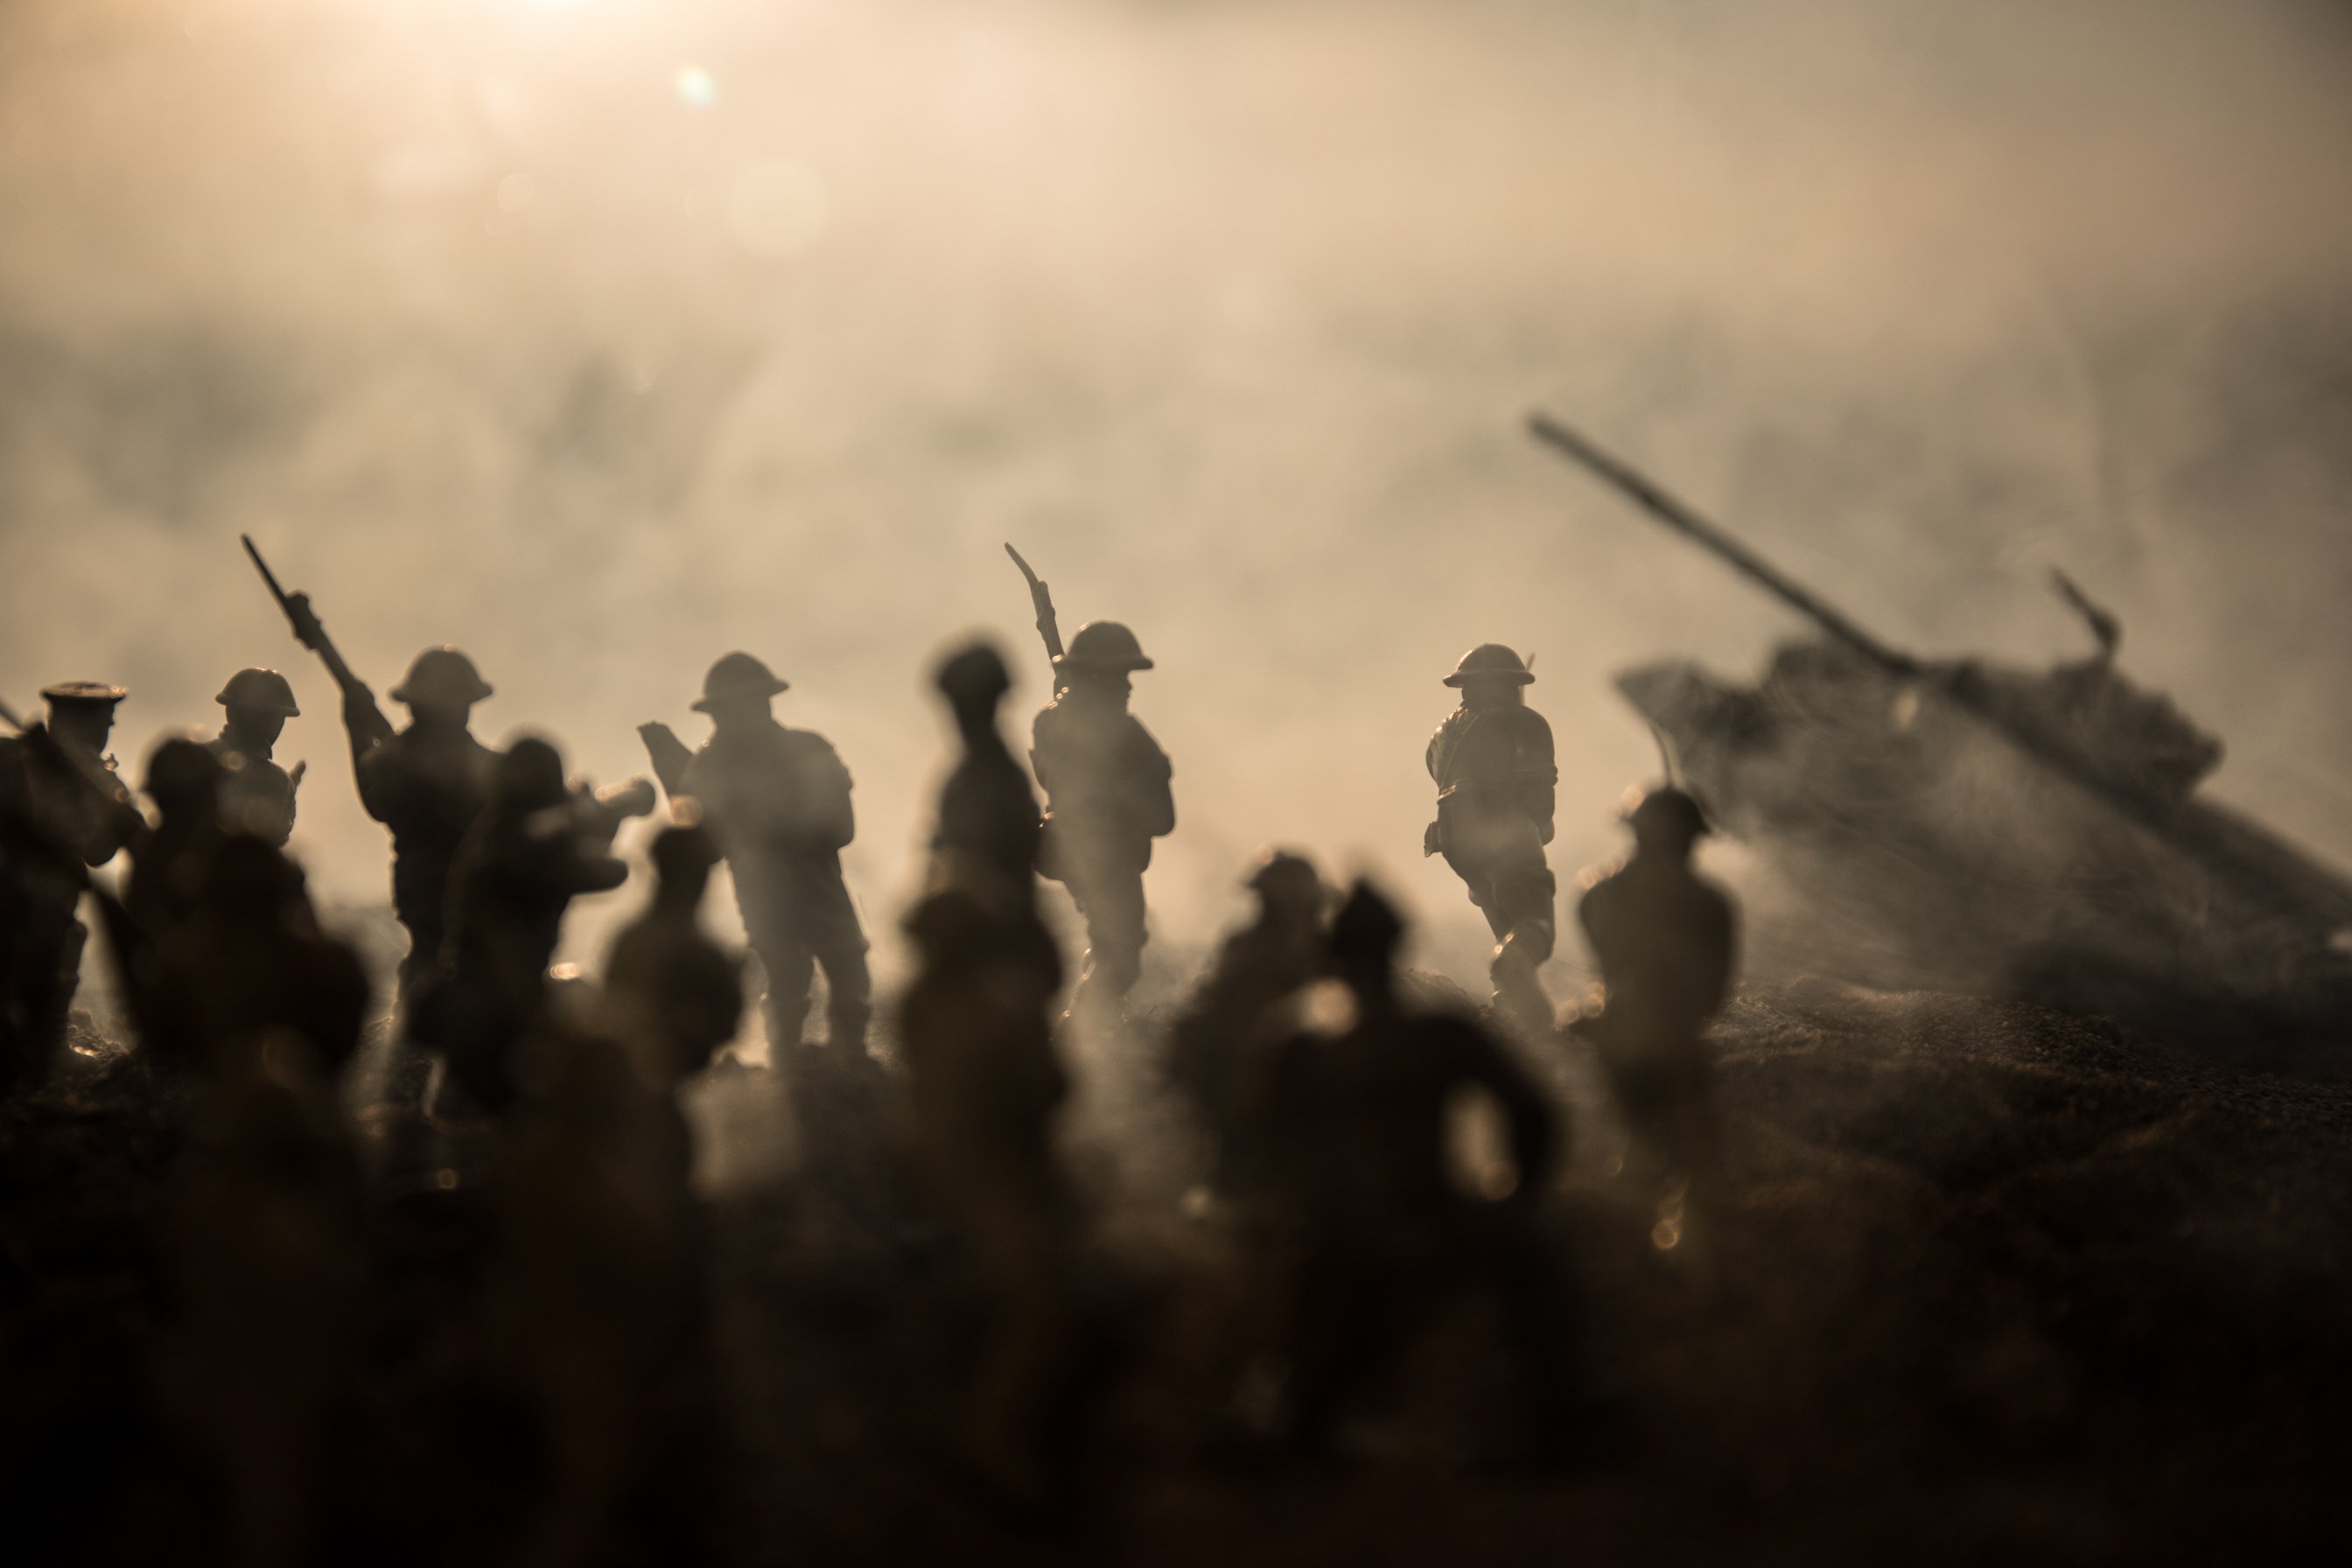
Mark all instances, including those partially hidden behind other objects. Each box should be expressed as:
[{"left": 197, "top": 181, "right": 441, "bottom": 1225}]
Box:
[
  {"left": 1528, "top": 412, "right": 1919, "bottom": 676},
  {"left": 1529, "top": 410, "right": 2352, "bottom": 930}
]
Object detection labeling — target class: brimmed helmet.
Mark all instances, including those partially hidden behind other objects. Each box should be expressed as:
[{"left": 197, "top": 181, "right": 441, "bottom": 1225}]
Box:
[
  {"left": 692, "top": 651, "right": 789, "bottom": 712},
  {"left": 1054, "top": 621, "right": 1153, "bottom": 675},
  {"left": 1245, "top": 848, "right": 1323, "bottom": 906},
  {"left": 935, "top": 642, "right": 1011, "bottom": 708},
  {"left": 1626, "top": 786, "right": 1712, "bottom": 842},
  {"left": 144, "top": 735, "right": 223, "bottom": 805},
  {"left": 215, "top": 667, "right": 300, "bottom": 718},
  {"left": 1442, "top": 644, "right": 1534, "bottom": 688},
  {"left": 1329, "top": 879, "right": 1406, "bottom": 967},
  {"left": 390, "top": 647, "right": 493, "bottom": 707},
  {"left": 40, "top": 681, "right": 127, "bottom": 709}
]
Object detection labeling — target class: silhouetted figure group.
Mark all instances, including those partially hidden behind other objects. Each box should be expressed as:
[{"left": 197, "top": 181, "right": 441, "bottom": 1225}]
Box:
[{"left": 1, "top": 553, "right": 1748, "bottom": 1561}]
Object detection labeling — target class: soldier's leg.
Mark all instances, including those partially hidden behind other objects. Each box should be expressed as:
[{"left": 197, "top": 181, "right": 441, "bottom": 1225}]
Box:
[
  {"left": 755, "top": 935, "right": 816, "bottom": 1057},
  {"left": 801, "top": 874, "right": 872, "bottom": 1052},
  {"left": 1486, "top": 828, "right": 1558, "bottom": 1032},
  {"left": 19, "top": 910, "right": 85, "bottom": 1077},
  {"left": 1071, "top": 869, "right": 1146, "bottom": 1016},
  {"left": 1440, "top": 844, "right": 1513, "bottom": 941},
  {"left": 816, "top": 942, "right": 872, "bottom": 1052}
]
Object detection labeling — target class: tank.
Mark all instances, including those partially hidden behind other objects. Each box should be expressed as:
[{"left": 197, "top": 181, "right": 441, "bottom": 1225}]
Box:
[{"left": 1531, "top": 412, "right": 2352, "bottom": 1039}]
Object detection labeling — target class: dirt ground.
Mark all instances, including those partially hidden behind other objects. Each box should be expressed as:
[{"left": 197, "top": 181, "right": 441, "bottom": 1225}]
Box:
[{"left": 4, "top": 981, "right": 2347, "bottom": 1566}]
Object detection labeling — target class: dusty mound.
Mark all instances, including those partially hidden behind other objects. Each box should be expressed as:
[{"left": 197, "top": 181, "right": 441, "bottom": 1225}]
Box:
[{"left": 3, "top": 988, "right": 2347, "bottom": 1564}]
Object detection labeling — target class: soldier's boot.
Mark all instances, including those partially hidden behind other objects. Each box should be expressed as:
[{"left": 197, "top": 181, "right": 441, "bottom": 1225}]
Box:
[
  {"left": 1490, "top": 927, "right": 1556, "bottom": 1039},
  {"left": 760, "top": 942, "right": 816, "bottom": 1060},
  {"left": 821, "top": 948, "right": 873, "bottom": 1055}
]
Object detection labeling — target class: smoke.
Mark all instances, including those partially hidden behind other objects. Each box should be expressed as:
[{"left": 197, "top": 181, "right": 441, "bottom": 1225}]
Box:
[{"left": 4, "top": 0, "right": 2350, "bottom": 998}]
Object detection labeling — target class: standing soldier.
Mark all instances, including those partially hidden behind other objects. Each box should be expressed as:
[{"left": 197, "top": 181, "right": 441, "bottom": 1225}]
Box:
[
  {"left": 1424, "top": 643, "right": 1559, "bottom": 1031},
  {"left": 208, "top": 667, "right": 304, "bottom": 847},
  {"left": 0, "top": 682, "right": 144, "bottom": 1088},
  {"left": 930, "top": 642, "right": 1046, "bottom": 918},
  {"left": 413, "top": 737, "right": 629, "bottom": 1117},
  {"left": 1030, "top": 621, "right": 1174, "bottom": 1023},
  {"left": 638, "top": 652, "right": 870, "bottom": 1057},
  {"left": 347, "top": 647, "right": 499, "bottom": 998},
  {"left": 1166, "top": 849, "right": 1328, "bottom": 1201},
  {"left": 1261, "top": 881, "right": 1592, "bottom": 1466},
  {"left": 602, "top": 822, "right": 745, "bottom": 1088},
  {"left": 1575, "top": 786, "right": 1736, "bottom": 1233}
]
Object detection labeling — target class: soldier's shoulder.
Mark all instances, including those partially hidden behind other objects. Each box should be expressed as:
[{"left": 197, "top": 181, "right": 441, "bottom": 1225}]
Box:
[
  {"left": 1502, "top": 705, "right": 1554, "bottom": 742},
  {"left": 1124, "top": 711, "right": 1169, "bottom": 755},
  {"left": 778, "top": 724, "right": 844, "bottom": 758}
]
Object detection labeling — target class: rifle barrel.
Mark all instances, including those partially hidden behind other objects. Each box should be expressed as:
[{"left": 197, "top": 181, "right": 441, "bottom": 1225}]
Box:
[
  {"left": 1527, "top": 412, "right": 1914, "bottom": 674},
  {"left": 241, "top": 534, "right": 292, "bottom": 607}
]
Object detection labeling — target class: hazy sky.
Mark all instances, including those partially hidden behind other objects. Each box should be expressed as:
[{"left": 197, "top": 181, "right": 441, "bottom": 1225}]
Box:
[{"left": 5, "top": 0, "right": 2350, "bottom": 987}]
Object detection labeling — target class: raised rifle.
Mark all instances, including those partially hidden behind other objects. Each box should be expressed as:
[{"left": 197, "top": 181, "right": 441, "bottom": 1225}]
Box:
[
  {"left": 1004, "top": 542, "right": 1066, "bottom": 690},
  {"left": 241, "top": 535, "right": 396, "bottom": 749}
]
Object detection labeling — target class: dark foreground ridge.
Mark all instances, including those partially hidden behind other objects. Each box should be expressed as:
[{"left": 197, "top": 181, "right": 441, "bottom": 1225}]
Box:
[{"left": 4, "top": 984, "right": 2345, "bottom": 1566}]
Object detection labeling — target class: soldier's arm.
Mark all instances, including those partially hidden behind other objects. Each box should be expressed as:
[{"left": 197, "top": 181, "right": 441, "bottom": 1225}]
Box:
[
  {"left": 571, "top": 847, "right": 631, "bottom": 896},
  {"left": 637, "top": 722, "right": 694, "bottom": 799},
  {"left": 351, "top": 739, "right": 395, "bottom": 824},
  {"left": 795, "top": 736, "right": 857, "bottom": 851},
  {"left": 1456, "top": 1021, "right": 1558, "bottom": 1200},
  {"left": 1516, "top": 710, "right": 1558, "bottom": 842},
  {"left": 1698, "top": 885, "right": 1738, "bottom": 1017},
  {"left": 1129, "top": 722, "right": 1175, "bottom": 837}
]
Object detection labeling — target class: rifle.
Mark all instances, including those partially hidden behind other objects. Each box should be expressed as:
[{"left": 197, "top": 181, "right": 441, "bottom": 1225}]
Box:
[
  {"left": 241, "top": 535, "right": 396, "bottom": 749},
  {"left": 1004, "top": 542, "right": 1066, "bottom": 688}
]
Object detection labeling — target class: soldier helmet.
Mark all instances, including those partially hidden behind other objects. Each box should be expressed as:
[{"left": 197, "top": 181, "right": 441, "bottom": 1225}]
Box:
[
  {"left": 494, "top": 736, "right": 569, "bottom": 809},
  {"left": 1054, "top": 621, "right": 1154, "bottom": 674},
  {"left": 934, "top": 641, "right": 1011, "bottom": 708},
  {"left": 1626, "top": 786, "right": 1712, "bottom": 842},
  {"left": 144, "top": 734, "right": 224, "bottom": 806},
  {"left": 691, "top": 651, "right": 789, "bottom": 712},
  {"left": 1442, "top": 644, "right": 1534, "bottom": 688},
  {"left": 390, "top": 647, "right": 493, "bottom": 707},
  {"left": 40, "top": 681, "right": 128, "bottom": 709},
  {"left": 215, "top": 667, "right": 301, "bottom": 718},
  {"left": 649, "top": 822, "right": 723, "bottom": 884},
  {"left": 1246, "top": 847, "right": 1323, "bottom": 906},
  {"left": 1328, "top": 879, "right": 1406, "bottom": 968}
]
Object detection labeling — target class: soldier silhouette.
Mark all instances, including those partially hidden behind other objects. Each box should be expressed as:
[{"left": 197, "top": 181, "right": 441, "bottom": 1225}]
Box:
[
  {"left": 930, "top": 642, "right": 1046, "bottom": 916},
  {"left": 1261, "top": 880, "right": 1592, "bottom": 1466},
  {"left": 1575, "top": 786, "right": 1736, "bottom": 1234},
  {"left": 1424, "top": 644, "right": 1559, "bottom": 1032},
  {"left": 346, "top": 647, "right": 499, "bottom": 997},
  {"left": 0, "top": 682, "right": 142, "bottom": 1088},
  {"left": 603, "top": 821, "right": 746, "bottom": 1087},
  {"left": 638, "top": 652, "right": 870, "bottom": 1058},
  {"left": 900, "top": 640, "right": 1077, "bottom": 1506},
  {"left": 127, "top": 832, "right": 371, "bottom": 1084},
  {"left": 1167, "top": 849, "right": 1328, "bottom": 1202},
  {"left": 411, "top": 736, "right": 627, "bottom": 1118},
  {"left": 209, "top": 667, "right": 304, "bottom": 847},
  {"left": 124, "top": 736, "right": 229, "bottom": 949},
  {"left": 1030, "top": 621, "right": 1173, "bottom": 1024}
]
